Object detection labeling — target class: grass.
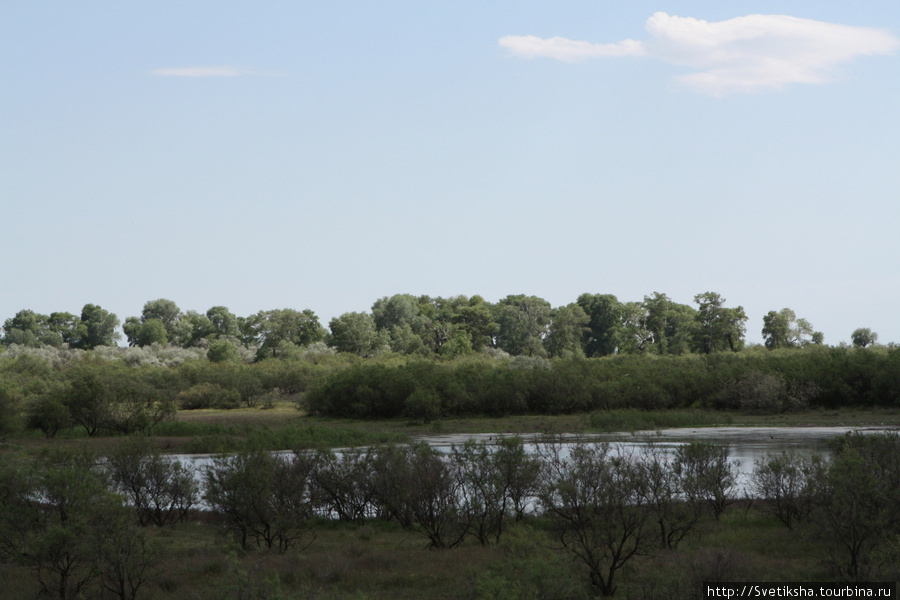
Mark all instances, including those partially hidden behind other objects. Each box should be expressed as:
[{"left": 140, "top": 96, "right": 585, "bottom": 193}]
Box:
[
  {"left": 4, "top": 404, "right": 899, "bottom": 460},
  {"left": 3, "top": 504, "right": 894, "bottom": 600}
]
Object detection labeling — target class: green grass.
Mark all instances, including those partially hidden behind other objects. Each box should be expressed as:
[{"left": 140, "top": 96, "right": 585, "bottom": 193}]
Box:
[{"left": 586, "top": 408, "right": 733, "bottom": 432}]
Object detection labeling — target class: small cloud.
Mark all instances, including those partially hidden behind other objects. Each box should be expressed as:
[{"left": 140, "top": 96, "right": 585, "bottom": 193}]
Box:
[
  {"left": 149, "top": 66, "right": 264, "bottom": 77},
  {"left": 500, "top": 12, "right": 899, "bottom": 95},
  {"left": 498, "top": 35, "right": 644, "bottom": 62}
]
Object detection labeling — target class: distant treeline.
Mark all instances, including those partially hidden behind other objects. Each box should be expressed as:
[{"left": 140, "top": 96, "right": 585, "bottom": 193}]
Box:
[
  {"left": 1, "top": 293, "right": 888, "bottom": 363},
  {"left": 1, "top": 342, "right": 898, "bottom": 438}
]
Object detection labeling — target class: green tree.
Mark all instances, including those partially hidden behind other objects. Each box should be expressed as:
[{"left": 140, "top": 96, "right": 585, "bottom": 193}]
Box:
[
  {"left": 328, "top": 312, "right": 389, "bottom": 357},
  {"left": 544, "top": 303, "right": 589, "bottom": 358},
  {"left": 851, "top": 328, "right": 878, "bottom": 348},
  {"left": 207, "top": 338, "right": 243, "bottom": 363},
  {"left": 576, "top": 294, "right": 622, "bottom": 357},
  {"left": 2, "top": 309, "right": 63, "bottom": 347},
  {"left": 74, "top": 304, "right": 120, "bottom": 349},
  {"left": 453, "top": 295, "right": 498, "bottom": 352},
  {"left": 124, "top": 299, "right": 187, "bottom": 347},
  {"left": 205, "top": 305, "right": 240, "bottom": 338},
  {"left": 537, "top": 442, "right": 654, "bottom": 597},
  {"left": 253, "top": 308, "right": 325, "bottom": 359},
  {"left": 0, "top": 448, "right": 159, "bottom": 600},
  {"left": 123, "top": 317, "right": 167, "bottom": 347},
  {"left": 762, "top": 308, "right": 821, "bottom": 349},
  {"left": 495, "top": 295, "right": 551, "bottom": 357},
  {"left": 692, "top": 292, "right": 747, "bottom": 353},
  {"left": 642, "top": 292, "right": 696, "bottom": 355},
  {"left": 810, "top": 433, "right": 900, "bottom": 580},
  {"left": 204, "top": 451, "right": 317, "bottom": 552},
  {"left": 619, "top": 302, "right": 654, "bottom": 354},
  {"left": 107, "top": 436, "right": 199, "bottom": 527}
]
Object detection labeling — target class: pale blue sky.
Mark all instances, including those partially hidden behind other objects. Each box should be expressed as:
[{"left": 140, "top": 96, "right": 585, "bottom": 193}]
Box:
[{"left": 2, "top": 1, "right": 898, "bottom": 345}]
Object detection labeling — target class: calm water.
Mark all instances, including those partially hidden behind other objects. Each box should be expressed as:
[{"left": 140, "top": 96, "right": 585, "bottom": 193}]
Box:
[{"left": 174, "top": 425, "right": 897, "bottom": 494}]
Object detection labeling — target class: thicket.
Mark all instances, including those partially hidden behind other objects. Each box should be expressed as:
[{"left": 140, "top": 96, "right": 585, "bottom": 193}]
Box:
[
  {"left": 3, "top": 433, "right": 898, "bottom": 598},
  {"left": 302, "top": 346, "right": 900, "bottom": 419}
]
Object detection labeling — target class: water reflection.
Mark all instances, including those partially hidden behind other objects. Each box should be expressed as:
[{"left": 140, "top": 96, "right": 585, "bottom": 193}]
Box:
[{"left": 172, "top": 426, "right": 897, "bottom": 496}]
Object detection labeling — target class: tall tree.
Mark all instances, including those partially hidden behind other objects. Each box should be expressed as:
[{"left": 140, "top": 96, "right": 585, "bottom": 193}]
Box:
[
  {"left": 576, "top": 294, "right": 622, "bottom": 357},
  {"left": 329, "top": 312, "right": 389, "bottom": 357},
  {"left": 619, "top": 302, "right": 654, "bottom": 354},
  {"left": 762, "top": 308, "right": 821, "bottom": 349},
  {"left": 2, "top": 309, "right": 59, "bottom": 347},
  {"left": 544, "top": 303, "right": 590, "bottom": 358},
  {"left": 851, "top": 328, "right": 878, "bottom": 348},
  {"left": 74, "top": 304, "right": 120, "bottom": 349},
  {"left": 254, "top": 309, "right": 325, "bottom": 358},
  {"left": 124, "top": 299, "right": 186, "bottom": 347},
  {"left": 494, "top": 295, "right": 551, "bottom": 357},
  {"left": 642, "top": 292, "right": 696, "bottom": 355},
  {"left": 692, "top": 292, "right": 747, "bottom": 353}
]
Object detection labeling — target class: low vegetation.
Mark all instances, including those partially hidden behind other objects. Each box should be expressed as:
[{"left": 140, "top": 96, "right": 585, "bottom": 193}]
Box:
[{"left": 1, "top": 433, "right": 899, "bottom": 599}]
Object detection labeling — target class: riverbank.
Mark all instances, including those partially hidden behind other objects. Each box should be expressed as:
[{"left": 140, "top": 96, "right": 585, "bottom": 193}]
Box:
[{"left": 3, "top": 405, "right": 899, "bottom": 458}]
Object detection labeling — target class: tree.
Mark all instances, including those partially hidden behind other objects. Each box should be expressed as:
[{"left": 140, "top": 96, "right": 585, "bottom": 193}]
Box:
[
  {"left": 207, "top": 338, "right": 243, "bottom": 363},
  {"left": 619, "top": 302, "right": 654, "bottom": 354},
  {"left": 124, "top": 299, "right": 189, "bottom": 347},
  {"left": 453, "top": 295, "right": 498, "bottom": 352},
  {"left": 576, "top": 294, "right": 622, "bottom": 357},
  {"left": 494, "top": 295, "right": 551, "bottom": 357},
  {"left": 642, "top": 292, "right": 696, "bottom": 355},
  {"left": 674, "top": 441, "right": 738, "bottom": 520},
  {"left": 751, "top": 450, "right": 821, "bottom": 529},
  {"left": 204, "top": 450, "right": 317, "bottom": 552},
  {"left": 106, "top": 436, "right": 199, "bottom": 527},
  {"left": 807, "top": 433, "right": 900, "bottom": 580},
  {"left": 635, "top": 445, "right": 704, "bottom": 549},
  {"left": 310, "top": 447, "right": 379, "bottom": 524},
  {"left": 328, "top": 312, "right": 388, "bottom": 357},
  {"left": 2, "top": 309, "right": 64, "bottom": 347},
  {"left": 253, "top": 308, "right": 326, "bottom": 359},
  {"left": 74, "top": 304, "right": 120, "bottom": 349},
  {"left": 0, "top": 448, "right": 159, "bottom": 600},
  {"left": 0, "top": 383, "right": 21, "bottom": 439},
  {"left": 762, "top": 308, "right": 821, "bottom": 349},
  {"left": 537, "top": 442, "right": 654, "bottom": 597},
  {"left": 544, "top": 303, "right": 589, "bottom": 358},
  {"left": 851, "top": 328, "right": 878, "bottom": 348},
  {"left": 205, "top": 306, "right": 240, "bottom": 338},
  {"left": 692, "top": 292, "right": 747, "bottom": 353},
  {"left": 370, "top": 443, "right": 467, "bottom": 549}
]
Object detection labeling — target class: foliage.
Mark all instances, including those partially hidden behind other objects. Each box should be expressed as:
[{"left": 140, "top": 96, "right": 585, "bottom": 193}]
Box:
[
  {"left": 204, "top": 450, "right": 318, "bottom": 552},
  {"left": 0, "top": 448, "right": 162, "bottom": 600},
  {"left": 537, "top": 441, "right": 655, "bottom": 597},
  {"left": 750, "top": 450, "right": 821, "bottom": 529},
  {"left": 810, "top": 432, "right": 900, "bottom": 580},
  {"left": 107, "top": 436, "right": 199, "bottom": 527},
  {"left": 673, "top": 441, "right": 739, "bottom": 520},
  {"left": 850, "top": 328, "right": 878, "bottom": 348}
]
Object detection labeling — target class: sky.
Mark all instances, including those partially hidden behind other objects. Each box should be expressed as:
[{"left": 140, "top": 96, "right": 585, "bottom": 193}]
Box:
[{"left": 1, "top": 1, "right": 898, "bottom": 346}]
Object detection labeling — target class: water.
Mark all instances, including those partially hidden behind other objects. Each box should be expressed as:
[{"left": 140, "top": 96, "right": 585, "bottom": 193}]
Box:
[{"left": 173, "top": 425, "right": 896, "bottom": 495}]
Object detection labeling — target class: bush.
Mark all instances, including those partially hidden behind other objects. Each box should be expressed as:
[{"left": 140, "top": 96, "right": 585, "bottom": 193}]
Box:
[
  {"left": 106, "top": 436, "right": 199, "bottom": 527},
  {"left": 177, "top": 383, "right": 240, "bottom": 410}
]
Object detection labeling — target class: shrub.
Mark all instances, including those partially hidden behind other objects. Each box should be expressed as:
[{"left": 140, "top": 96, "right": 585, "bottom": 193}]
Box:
[{"left": 177, "top": 383, "right": 240, "bottom": 410}]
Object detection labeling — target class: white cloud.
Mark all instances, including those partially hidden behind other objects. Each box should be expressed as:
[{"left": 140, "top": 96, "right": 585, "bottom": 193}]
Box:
[
  {"left": 149, "top": 66, "right": 261, "bottom": 77},
  {"left": 500, "top": 12, "right": 899, "bottom": 95},
  {"left": 498, "top": 35, "right": 644, "bottom": 62}
]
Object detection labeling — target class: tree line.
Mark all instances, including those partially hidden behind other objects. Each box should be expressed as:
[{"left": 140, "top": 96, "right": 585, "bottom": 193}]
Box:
[
  {"left": 2, "top": 293, "right": 888, "bottom": 361},
  {"left": 3, "top": 433, "right": 898, "bottom": 598},
  {"left": 1, "top": 343, "right": 897, "bottom": 440}
]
